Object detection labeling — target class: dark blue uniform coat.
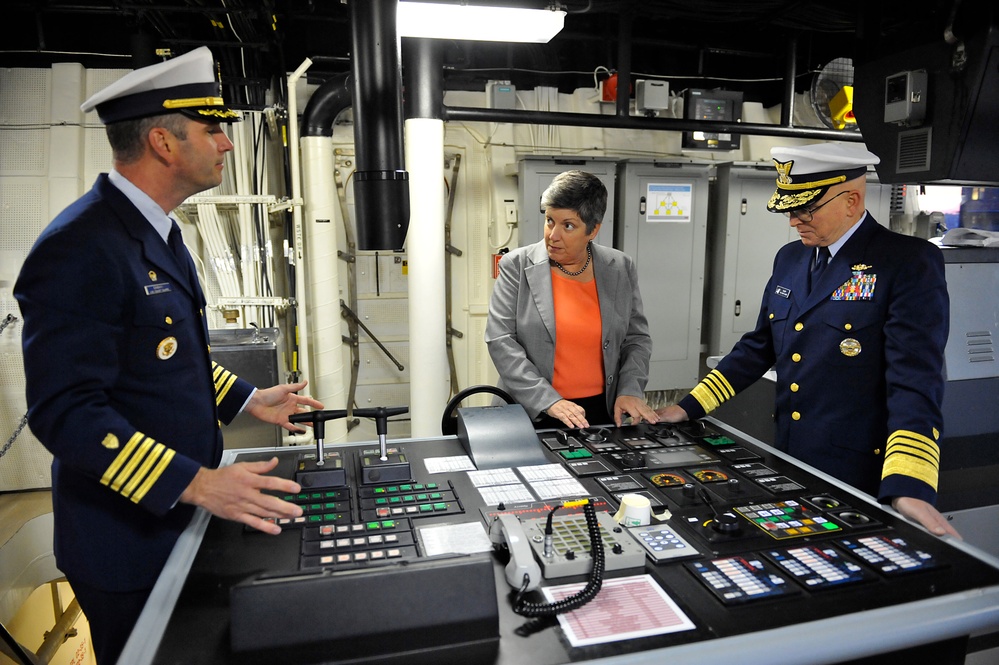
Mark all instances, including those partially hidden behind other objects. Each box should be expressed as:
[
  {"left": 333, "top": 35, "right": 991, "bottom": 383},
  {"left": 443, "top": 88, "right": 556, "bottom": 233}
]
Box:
[
  {"left": 15, "top": 174, "right": 254, "bottom": 592},
  {"left": 679, "top": 214, "right": 949, "bottom": 504}
]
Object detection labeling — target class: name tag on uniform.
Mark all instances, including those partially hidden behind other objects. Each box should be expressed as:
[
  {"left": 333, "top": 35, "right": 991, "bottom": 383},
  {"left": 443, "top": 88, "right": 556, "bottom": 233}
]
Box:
[
  {"left": 775, "top": 285, "right": 791, "bottom": 299},
  {"left": 145, "top": 283, "right": 173, "bottom": 296}
]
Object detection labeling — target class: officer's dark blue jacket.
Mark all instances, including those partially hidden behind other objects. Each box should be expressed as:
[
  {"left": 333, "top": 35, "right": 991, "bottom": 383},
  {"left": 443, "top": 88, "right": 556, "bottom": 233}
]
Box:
[
  {"left": 679, "top": 214, "right": 949, "bottom": 504},
  {"left": 15, "top": 174, "right": 254, "bottom": 591}
]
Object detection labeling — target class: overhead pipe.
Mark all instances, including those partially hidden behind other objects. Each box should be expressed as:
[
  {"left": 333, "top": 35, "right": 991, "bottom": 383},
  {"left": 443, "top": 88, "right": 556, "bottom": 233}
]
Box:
[
  {"left": 780, "top": 36, "right": 798, "bottom": 128},
  {"left": 349, "top": 0, "right": 410, "bottom": 250},
  {"left": 615, "top": 1, "right": 633, "bottom": 118},
  {"left": 440, "top": 105, "right": 862, "bottom": 142}
]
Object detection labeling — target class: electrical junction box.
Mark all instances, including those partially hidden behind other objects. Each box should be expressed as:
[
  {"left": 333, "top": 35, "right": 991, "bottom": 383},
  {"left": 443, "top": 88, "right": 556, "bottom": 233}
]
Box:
[
  {"left": 486, "top": 80, "right": 517, "bottom": 109},
  {"left": 636, "top": 79, "right": 670, "bottom": 114},
  {"left": 884, "top": 69, "right": 927, "bottom": 124}
]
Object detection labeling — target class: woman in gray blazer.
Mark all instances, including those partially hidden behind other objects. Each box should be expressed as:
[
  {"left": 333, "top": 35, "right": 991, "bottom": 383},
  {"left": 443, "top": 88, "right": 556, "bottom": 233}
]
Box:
[{"left": 486, "top": 170, "right": 658, "bottom": 429}]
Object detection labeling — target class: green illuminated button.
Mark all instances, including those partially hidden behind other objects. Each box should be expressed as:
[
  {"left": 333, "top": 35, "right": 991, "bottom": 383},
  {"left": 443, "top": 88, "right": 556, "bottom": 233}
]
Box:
[
  {"left": 310, "top": 493, "right": 322, "bottom": 499},
  {"left": 389, "top": 496, "right": 402, "bottom": 504},
  {"left": 308, "top": 504, "right": 321, "bottom": 512},
  {"left": 426, "top": 483, "right": 439, "bottom": 489},
  {"left": 430, "top": 493, "right": 443, "bottom": 500},
  {"left": 402, "top": 495, "right": 415, "bottom": 502},
  {"left": 323, "top": 513, "right": 340, "bottom": 522},
  {"left": 433, "top": 502, "right": 447, "bottom": 511},
  {"left": 416, "top": 494, "right": 428, "bottom": 501},
  {"left": 387, "top": 486, "right": 399, "bottom": 493},
  {"left": 366, "top": 521, "right": 381, "bottom": 530},
  {"left": 381, "top": 520, "right": 396, "bottom": 528},
  {"left": 822, "top": 522, "right": 839, "bottom": 530},
  {"left": 323, "top": 503, "right": 337, "bottom": 510},
  {"left": 419, "top": 504, "right": 433, "bottom": 513},
  {"left": 308, "top": 515, "right": 323, "bottom": 523},
  {"left": 373, "top": 487, "right": 387, "bottom": 494},
  {"left": 400, "top": 484, "right": 413, "bottom": 491},
  {"left": 413, "top": 484, "right": 425, "bottom": 490},
  {"left": 375, "top": 498, "right": 388, "bottom": 505}
]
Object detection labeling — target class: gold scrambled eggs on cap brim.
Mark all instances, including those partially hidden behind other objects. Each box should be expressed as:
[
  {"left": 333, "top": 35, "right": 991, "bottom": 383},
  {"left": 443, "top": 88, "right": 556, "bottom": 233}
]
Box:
[{"left": 766, "top": 143, "right": 880, "bottom": 213}]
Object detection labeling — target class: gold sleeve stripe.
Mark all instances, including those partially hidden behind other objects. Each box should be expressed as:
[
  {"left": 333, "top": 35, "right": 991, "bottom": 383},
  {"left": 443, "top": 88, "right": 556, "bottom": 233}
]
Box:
[
  {"left": 882, "top": 430, "right": 940, "bottom": 490},
  {"left": 132, "top": 448, "right": 176, "bottom": 503},
  {"left": 101, "top": 432, "right": 144, "bottom": 486},
  {"left": 109, "top": 437, "right": 155, "bottom": 492},
  {"left": 216, "top": 372, "right": 237, "bottom": 405},
  {"left": 689, "top": 370, "right": 735, "bottom": 414},
  {"left": 887, "top": 430, "right": 941, "bottom": 464},
  {"left": 121, "top": 443, "right": 165, "bottom": 500}
]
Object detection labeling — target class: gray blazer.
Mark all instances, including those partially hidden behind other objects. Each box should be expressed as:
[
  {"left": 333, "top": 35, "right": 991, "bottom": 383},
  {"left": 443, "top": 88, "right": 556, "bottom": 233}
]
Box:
[{"left": 485, "top": 240, "right": 652, "bottom": 421}]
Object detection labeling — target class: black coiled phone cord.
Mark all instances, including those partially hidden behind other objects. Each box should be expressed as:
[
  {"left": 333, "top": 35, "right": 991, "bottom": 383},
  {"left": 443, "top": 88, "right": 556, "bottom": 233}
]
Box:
[{"left": 512, "top": 502, "right": 605, "bottom": 618}]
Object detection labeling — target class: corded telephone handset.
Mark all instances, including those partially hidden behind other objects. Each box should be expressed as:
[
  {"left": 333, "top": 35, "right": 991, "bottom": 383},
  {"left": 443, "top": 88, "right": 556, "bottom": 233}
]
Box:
[
  {"left": 489, "top": 513, "right": 542, "bottom": 591},
  {"left": 488, "top": 499, "right": 605, "bottom": 619}
]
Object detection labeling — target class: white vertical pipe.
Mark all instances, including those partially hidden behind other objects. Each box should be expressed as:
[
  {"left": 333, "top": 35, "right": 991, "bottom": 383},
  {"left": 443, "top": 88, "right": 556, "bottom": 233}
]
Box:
[
  {"left": 301, "top": 136, "right": 348, "bottom": 442},
  {"left": 287, "top": 59, "right": 313, "bottom": 391},
  {"left": 404, "top": 117, "right": 450, "bottom": 436}
]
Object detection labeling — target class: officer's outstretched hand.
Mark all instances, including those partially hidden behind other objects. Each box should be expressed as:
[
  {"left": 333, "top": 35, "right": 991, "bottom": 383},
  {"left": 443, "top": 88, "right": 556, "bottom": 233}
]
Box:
[
  {"left": 892, "top": 496, "right": 962, "bottom": 539},
  {"left": 654, "top": 404, "right": 689, "bottom": 423},
  {"left": 180, "top": 457, "right": 303, "bottom": 535},
  {"left": 246, "top": 380, "right": 324, "bottom": 432}
]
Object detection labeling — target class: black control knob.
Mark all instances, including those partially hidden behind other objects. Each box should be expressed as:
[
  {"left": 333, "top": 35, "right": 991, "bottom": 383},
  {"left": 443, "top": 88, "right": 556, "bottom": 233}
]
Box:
[
  {"left": 711, "top": 511, "right": 741, "bottom": 535},
  {"left": 612, "top": 543, "right": 624, "bottom": 555},
  {"left": 566, "top": 550, "right": 576, "bottom": 560},
  {"left": 682, "top": 483, "right": 697, "bottom": 499}
]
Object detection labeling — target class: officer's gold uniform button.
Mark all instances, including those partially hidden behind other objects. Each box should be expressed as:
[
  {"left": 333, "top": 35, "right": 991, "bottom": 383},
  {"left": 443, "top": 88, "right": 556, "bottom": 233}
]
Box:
[
  {"left": 794, "top": 322, "right": 803, "bottom": 331},
  {"left": 873, "top": 448, "right": 881, "bottom": 455},
  {"left": 845, "top": 323, "right": 852, "bottom": 330},
  {"left": 165, "top": 316, "right": 173, "bottom": 325},
  {"left": 792, "top": 411, "right": 801, "bottom": 421},
  {"left": 790, "top": 383, "right": 799, "bottom": 392},
  {"left": 792, "top": 353, "right": 801, "bottom": 362},
  {"left": 769, "top": 313, "right": 775, "bottom": 320}
]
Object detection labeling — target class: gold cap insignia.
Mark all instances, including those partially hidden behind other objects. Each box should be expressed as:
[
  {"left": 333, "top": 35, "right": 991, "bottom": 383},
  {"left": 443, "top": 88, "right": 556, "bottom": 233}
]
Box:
[
  {"left": 840, "top": 338, "right": 862, "bottom": 357},
  {"left": 156, "top": 336, "right": 178, "bottom": 360},
  {"left": 774, "top": 159, "right": 794, "bottom": 185},
  {"left": 148, "top": 270, "right": 157, "bottom": 281},
  {"left": 852, "top": 264, "right": 871, "bottom": 271},
  {"left": 101, "top": 433, "right": 119, "bottom": 450}
]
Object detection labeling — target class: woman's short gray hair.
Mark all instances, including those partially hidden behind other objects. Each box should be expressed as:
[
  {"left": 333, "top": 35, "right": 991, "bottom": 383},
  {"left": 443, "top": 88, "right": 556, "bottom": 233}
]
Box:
[{"left": 540, "top": 170, "right": 607, "bottom": 234}]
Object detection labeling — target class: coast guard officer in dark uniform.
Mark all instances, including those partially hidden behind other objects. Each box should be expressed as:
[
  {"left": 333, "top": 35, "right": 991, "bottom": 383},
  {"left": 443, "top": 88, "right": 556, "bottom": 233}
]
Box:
[
  {"left": 15, "top": 47, "right": 323, "bottom": 664},
  {"left": 658, "top": 143, "right": 959, "bottom": 539}
]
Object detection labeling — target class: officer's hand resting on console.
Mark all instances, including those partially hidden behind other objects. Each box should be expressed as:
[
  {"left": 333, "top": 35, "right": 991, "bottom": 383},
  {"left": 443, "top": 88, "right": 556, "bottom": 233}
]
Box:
[
  {"left": 656, "top": 143, "right": 960, "bottom": 540},
  {"left": 486, "top": 170, "right": 658, "bottom": 430}
]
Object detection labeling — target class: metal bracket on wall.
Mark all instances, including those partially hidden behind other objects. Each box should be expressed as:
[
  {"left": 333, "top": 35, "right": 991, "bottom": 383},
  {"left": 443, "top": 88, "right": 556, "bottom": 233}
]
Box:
[{"left": 444, "top": 154, "right": 463, "bottom": 397}]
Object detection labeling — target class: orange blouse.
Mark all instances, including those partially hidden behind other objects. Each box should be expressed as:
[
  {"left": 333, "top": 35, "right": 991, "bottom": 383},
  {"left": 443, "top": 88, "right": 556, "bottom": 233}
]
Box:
[{"left": 550, "top": 269, "right": 604, "bottom": 398}]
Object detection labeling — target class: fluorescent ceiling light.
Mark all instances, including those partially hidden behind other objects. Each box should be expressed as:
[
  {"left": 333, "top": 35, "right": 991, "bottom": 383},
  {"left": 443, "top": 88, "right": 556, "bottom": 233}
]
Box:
[{"left": 397, "top": 2, "right": 566, "bottom": 43}]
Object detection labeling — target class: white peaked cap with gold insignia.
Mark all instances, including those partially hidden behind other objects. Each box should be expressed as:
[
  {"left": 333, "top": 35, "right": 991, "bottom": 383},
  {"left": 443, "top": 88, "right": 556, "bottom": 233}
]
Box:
[
  {"left": 81, "top": 46, "right": 240, "bottom": 124},
  {"left": 767, "top": 143, "right": 880, "bottom": 213}
]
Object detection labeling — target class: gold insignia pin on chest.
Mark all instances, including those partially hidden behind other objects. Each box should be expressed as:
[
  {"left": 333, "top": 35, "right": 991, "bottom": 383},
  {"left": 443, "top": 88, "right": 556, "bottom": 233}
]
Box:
[
  {"left": 840, "top": 338, "right": 861, "bottom": 357},
  {"left": 156, "top": 336, "right": 178, "bottom": 360}
]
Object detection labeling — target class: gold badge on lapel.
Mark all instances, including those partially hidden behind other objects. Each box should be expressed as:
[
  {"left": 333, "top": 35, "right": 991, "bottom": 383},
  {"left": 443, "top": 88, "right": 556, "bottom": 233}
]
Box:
[
  {"left": 156, "top": 336, "right": 178, "bottom": 360},
  {"left": 101, "top": 433, "right": 119, "bottom": 450},
  {"left": 148, "top": 270, "right": 158, "bottom": 281},
  {"left": 852, "top": 264, "right": 871, "bottom": 271},
  {"left": 840, "top": 338, "right": 862, "bottom": 357}
]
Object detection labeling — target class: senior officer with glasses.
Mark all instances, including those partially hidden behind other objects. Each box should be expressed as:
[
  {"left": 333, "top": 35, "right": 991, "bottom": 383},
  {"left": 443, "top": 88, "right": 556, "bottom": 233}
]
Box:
[{"left": 657, "top": 143, "right": 959, "bottom": 539}]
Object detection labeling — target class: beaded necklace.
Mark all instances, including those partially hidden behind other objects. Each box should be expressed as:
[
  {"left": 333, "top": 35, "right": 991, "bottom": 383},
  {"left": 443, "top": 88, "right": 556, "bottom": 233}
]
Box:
[{"left": 551, "top": 242, "right": 592, "bottom": 277}]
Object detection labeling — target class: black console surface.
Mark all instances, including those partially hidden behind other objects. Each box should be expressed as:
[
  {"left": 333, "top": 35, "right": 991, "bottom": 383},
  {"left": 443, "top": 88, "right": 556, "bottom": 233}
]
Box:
[{"left": 132, "top": 418, "right": 999, "bottom": 665}]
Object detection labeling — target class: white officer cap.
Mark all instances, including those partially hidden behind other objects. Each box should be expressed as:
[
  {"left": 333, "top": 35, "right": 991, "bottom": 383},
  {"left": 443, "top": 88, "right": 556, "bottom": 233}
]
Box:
[
  {"left": 767, "top": 143, "right": 880, "bottom": 212},
  {"left": 81, "top": 46, "right": 239, "bottom": 124}
]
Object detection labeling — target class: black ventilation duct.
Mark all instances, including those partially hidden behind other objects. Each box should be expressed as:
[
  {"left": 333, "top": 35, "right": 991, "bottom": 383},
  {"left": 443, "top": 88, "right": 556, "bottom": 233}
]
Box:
[{"left": 349, "top": 0, "right": 410, "bottom": 250}]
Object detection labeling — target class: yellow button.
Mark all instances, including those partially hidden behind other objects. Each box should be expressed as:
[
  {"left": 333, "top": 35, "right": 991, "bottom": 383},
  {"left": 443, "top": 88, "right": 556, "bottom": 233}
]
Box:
[
  {"left": 790, "top": 383, "right": 799, "bottom": 392},
  {"left": 845, "top": 323, "right": 852, "bottom": 330},
  {"left": 794, "top": 322, "right": 803, "bottom": 331},
  {"left": 792, "top": 411, "right": 801, "bottom": 421},
  {"left": 769, "top": 313, "right": 775, "bottom": 320},
  {"left": 165, "top": 316, "right": 173, "bottom": 325},
  {"left": 792, "top": 353, "right": 801, "bottom": 362},
  {"left": 200, "top": 308, "right": 204, "bottom": 316},
  {"left": 873, "top": 448, "right": 881, "bottom": 456}
]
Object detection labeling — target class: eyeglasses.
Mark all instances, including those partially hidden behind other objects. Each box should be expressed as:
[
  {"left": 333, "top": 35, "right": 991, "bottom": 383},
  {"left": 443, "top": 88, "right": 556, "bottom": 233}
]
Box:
[{"left": 784, "top": 190, "right": 850, "bottom": 223}]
